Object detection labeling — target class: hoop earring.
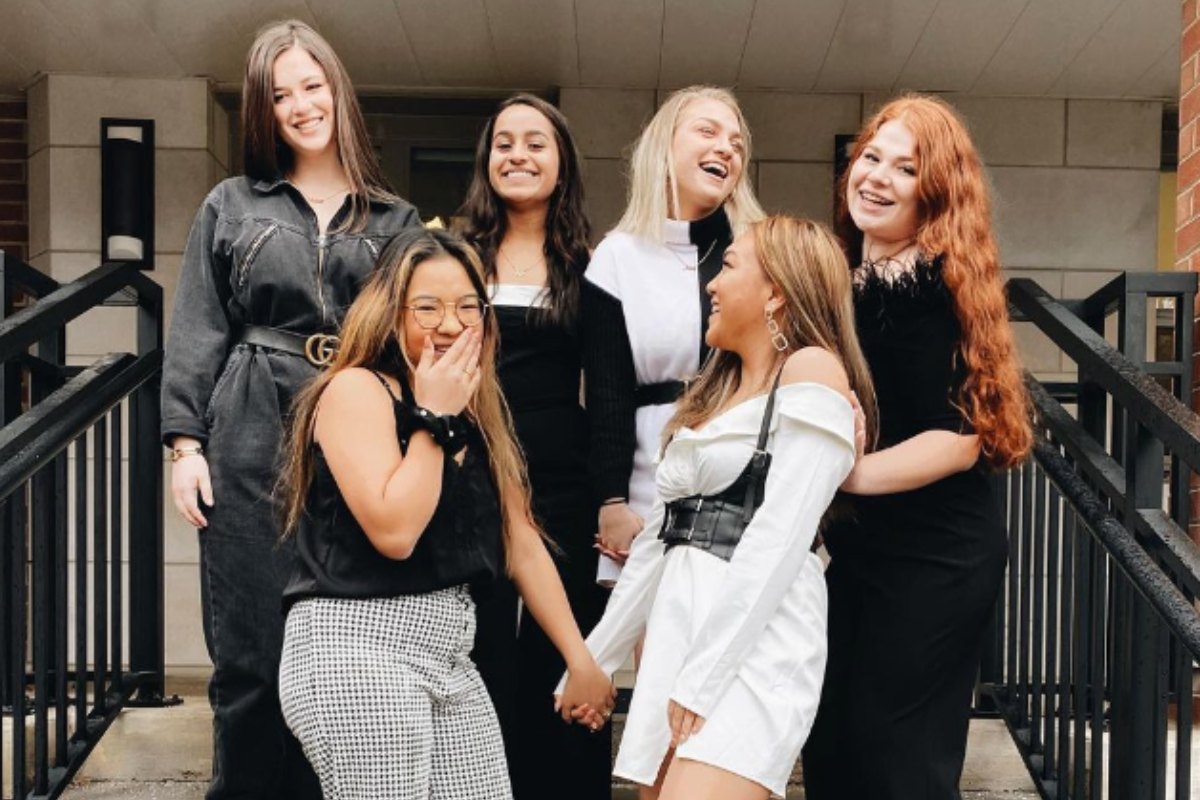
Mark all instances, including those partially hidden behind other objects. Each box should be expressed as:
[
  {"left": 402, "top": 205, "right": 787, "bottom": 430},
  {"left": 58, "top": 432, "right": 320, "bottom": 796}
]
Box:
[{"left": 765, "top": 307, "right": 790, "bottom": 353}]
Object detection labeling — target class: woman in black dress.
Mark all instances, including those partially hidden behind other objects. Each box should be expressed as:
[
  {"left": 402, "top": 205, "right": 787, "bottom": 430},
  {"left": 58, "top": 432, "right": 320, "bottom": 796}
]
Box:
[
  {"left": 459, "top": 94, "right": 611, "bottom": 800},
  {"left": 802, "top": 94, "right": 1032, "bottom": 800}
]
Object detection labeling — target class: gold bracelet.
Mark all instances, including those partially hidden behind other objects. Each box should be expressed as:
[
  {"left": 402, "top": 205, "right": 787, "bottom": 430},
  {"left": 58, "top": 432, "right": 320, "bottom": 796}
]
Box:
[{"left": 170, "top": 446, "right": 204, "bottom": 462}]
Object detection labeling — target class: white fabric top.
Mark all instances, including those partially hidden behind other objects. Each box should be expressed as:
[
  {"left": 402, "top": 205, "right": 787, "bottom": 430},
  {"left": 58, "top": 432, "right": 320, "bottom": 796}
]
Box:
[
  {"left": 587, "top": 221, "right": 706, "bottom": 581},
  {"left": 558, "top": 382, "right": 855, "bottom": 789},
  {"left": 488, "top": 282, "right": 549, "bottom": 308}
]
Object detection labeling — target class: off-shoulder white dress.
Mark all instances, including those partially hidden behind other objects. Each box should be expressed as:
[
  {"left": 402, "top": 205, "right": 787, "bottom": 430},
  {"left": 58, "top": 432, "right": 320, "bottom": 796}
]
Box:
[{"left": 560, "top": 382, "right": 855, "bottom": 797}]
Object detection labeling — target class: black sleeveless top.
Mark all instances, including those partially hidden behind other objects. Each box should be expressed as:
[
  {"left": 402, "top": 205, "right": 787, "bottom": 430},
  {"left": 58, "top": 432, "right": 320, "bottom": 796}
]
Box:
[{"left": 282, "top": 371, "right": 505, "bottom": 612}]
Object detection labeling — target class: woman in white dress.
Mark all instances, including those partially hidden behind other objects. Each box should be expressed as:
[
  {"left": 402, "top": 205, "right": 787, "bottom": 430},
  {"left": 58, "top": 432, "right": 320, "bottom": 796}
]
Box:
[
  {"left": 584, "top": 86, "right": 765, "bottom": 585},
  {"left": 561, "top": 216, "right": 877, "bottom": 800}
]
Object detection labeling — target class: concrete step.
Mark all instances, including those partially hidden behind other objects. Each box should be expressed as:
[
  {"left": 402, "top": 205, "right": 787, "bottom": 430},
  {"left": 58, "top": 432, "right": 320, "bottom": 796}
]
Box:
[{"left": 59, "top": 676, "right": 1042, "bottom": 799}]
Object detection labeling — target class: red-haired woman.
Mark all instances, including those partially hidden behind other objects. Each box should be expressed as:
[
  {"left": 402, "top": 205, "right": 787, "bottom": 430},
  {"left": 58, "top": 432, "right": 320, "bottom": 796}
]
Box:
[{"left": 802, "top": 95, "right": 1031, "bottom": 799}]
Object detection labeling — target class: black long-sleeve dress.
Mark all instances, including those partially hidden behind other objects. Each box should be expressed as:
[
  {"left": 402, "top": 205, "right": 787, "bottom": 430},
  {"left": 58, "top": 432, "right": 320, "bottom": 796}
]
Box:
[
  {"left": 470, "top": 284, "right": 612, "bottom": 800},
  {"left": 802, "top": 256, "right": 1009, "bottom": 800}
]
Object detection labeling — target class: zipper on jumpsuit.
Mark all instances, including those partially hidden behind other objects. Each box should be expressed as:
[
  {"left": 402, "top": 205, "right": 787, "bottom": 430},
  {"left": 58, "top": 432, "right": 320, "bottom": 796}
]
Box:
[{"left": 316, "top": 234, "right": 328, "bottom": 326}]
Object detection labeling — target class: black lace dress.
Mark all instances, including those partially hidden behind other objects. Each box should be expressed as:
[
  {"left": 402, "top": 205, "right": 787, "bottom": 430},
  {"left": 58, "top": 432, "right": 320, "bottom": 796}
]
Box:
[{"left": 803, "top": 256, "right": 1008, "bottom": 800}]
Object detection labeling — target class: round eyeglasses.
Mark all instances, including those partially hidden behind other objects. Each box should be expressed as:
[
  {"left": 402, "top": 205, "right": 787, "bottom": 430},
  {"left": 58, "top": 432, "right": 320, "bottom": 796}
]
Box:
[{"left": 403, "top": 295, "right": 488, "bottom": 330}]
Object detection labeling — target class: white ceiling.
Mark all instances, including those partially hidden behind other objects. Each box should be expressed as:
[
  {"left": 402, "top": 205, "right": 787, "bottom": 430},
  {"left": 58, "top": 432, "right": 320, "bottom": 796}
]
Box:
[{"left": 0, "top": 0, "right": 1182, "bottom": 99}]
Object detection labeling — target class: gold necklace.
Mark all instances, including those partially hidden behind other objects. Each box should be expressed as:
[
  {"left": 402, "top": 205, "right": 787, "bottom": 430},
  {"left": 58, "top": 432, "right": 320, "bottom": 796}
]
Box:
[
  {"left": 499, "top": 247, "right": 545, "bottom": 279},
  {"left": 291, "top": 180, "right": 350, "bottom": 205},
  {"left": 671, "top": 238, "right": 718, "bottom": 271}
]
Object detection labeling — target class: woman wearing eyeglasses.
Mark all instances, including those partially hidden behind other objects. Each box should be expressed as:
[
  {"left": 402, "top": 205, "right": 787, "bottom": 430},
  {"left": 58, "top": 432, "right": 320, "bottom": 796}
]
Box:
[{"left": 276, "top": 227, "right": 614, "bottom": 800}]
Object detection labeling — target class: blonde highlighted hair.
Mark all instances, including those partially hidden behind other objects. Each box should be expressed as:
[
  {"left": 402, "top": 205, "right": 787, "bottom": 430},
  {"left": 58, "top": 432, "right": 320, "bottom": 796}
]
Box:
[
  {"left": 279, "top": 228, "right": 533, "bottom": 557},
  {"left": 241, "top": 19, "right": 399, "bottom": 233},
  {"left": 664, "top": 216, "right": 877, "bottom": 448},
  {"left": 616, "top": 86, "right": 765, "bottom": 243}
]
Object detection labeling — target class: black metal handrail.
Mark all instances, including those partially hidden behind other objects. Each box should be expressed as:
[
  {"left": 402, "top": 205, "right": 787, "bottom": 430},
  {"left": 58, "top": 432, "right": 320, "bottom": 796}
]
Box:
[
  {"left": 987, "top": 275, "right": 1200, "bottom": 800},
  {"left": 1009, "top": 277, "right": 1200, "bottom": 476},
  {"left": 1028, "top": 430, "right": 1200, "bottom": 659},
  {"left": 0, "top": 252, "right": 165, "bottom": 800}
]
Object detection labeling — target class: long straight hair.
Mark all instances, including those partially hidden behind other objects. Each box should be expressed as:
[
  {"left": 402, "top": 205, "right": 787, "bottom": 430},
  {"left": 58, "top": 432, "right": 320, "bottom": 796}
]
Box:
[
  {"left": 664, "top": 216, "right": 877, "bottom": 449},
  {"left": 616, "top": 86, "right": 765, "bottom": 243},
  {"left": 279, "top": 228, "right": 533, "bottom": 556},
  {"left": 458, "top": 94, "right": 591, "bottom": 328},
  {"left": 836, "top": 94, "right": 1031, "bottom": 468},
  {"left": 241, "top": 19, "right": 399, "bottom": 233}
]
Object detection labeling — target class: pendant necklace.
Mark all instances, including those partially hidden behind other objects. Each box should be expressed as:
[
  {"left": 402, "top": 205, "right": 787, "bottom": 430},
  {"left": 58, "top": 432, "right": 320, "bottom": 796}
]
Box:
[
  {"left": 288, "top": 175, "right": 349, "bottom": 205},
  {"left": 672, "top": 238, "right": 718, "bottom": 271},
  {"left": 499, "top": 247, "right": 545, "bottom": 279}
]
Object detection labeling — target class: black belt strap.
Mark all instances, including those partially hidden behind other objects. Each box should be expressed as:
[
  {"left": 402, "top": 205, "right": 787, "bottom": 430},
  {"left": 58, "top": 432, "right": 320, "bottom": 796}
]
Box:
[
  {"left": 660, "top": 495, "right": 820, "bottom": 560},
  {"left": 635, "top": 380, "right": 686, "bottom": 407},
  {"left": 239, "top": 325, "right": 309, "bottom": 356},
  {"left": 239, "top": 325, "right": 340, "bottom": 367}
]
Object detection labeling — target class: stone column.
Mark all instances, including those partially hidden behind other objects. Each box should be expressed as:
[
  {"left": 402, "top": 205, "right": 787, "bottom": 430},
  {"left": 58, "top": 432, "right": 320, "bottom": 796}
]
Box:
[{"left": 26, "top": 73, "right": 230, "bottom": 672}]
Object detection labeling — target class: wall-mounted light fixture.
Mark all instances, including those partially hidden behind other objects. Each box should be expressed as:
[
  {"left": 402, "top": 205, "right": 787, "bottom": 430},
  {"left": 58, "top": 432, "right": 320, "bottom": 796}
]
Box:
[{"left": 101, "top": 118, "right": 155, "bottom": 270}]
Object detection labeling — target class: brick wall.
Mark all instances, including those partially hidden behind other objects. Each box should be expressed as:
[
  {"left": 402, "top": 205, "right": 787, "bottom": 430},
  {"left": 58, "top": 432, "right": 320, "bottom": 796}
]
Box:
[
  {"left": 0, "top": 96, "right": 27, "bottom": 264},
  {"left": 1182, "top": 1, "right": 1200, "bottom": 541}
]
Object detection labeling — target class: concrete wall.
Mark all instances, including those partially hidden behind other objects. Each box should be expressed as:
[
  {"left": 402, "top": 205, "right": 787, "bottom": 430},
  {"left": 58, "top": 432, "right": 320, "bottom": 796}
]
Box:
[
  {"left": 561, "top": 88, "right": 1166, "bottom": 386},
  {"left": 27, "top": 73, "right": 229, "bottom": 671}
]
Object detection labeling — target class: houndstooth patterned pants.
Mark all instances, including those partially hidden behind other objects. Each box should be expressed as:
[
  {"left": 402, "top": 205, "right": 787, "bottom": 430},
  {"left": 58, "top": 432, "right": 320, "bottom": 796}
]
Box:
[{"left": 279, "top": 587, "right": 512, "bottom": 800}]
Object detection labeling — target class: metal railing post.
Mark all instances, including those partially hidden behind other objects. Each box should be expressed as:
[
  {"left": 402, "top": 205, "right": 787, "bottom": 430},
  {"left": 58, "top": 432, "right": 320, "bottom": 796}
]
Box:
[
  {"left": 1109, "top": 291, "right": 1169, "bottom": 800},
  {"left": 128, "top": 278, "right": 164, "bottom": 702}
]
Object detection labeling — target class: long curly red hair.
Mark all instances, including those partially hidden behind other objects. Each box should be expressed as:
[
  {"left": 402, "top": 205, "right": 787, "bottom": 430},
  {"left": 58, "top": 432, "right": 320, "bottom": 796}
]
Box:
[{"left": 837, "top": 94, "right": 1031, "bottom": 469}]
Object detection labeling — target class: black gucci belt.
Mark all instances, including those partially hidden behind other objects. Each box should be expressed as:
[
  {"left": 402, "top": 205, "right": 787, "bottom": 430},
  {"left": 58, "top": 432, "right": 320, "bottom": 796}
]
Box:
[{"left": 239, "top": 325, "right": 340, "bottom": 367}]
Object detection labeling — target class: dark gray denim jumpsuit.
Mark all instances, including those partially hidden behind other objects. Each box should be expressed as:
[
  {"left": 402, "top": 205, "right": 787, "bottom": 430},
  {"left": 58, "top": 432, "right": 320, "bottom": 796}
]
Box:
[{"left": 161, "top": 175, "right": 419, "bottom": 800}]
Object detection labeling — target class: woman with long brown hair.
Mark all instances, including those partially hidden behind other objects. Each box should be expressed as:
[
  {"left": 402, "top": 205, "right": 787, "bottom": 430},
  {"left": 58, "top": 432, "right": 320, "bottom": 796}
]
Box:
[
  {"left": 802, "top": 94, "right": 1032, "bottom": 799},
  {"left": 161, "top": 19, "right": 419, "bottom": 799},
  {"left": 276, "top": 227, "right": 613, "bottom": 800},
  {"left": 458, "top": 95, "right": 611, "bottom": 800},
  {"left": 560, "top": 216, "right": 874, "bottom": 800}
]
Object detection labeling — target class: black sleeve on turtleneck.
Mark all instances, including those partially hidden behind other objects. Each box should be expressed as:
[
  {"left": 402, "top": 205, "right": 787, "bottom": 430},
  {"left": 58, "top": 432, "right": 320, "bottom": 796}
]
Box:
[
  {"left": 582, "top": 278, "right": 637, "bottom": 505},
  {"left": 692, "top": 208, "right": 733, "bottom": 366}
]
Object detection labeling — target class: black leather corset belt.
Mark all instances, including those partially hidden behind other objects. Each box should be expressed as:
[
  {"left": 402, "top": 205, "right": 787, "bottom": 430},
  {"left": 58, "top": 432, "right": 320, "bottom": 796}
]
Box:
[{"left": 658, "top": 371, "right": 782, "bottom": 562}]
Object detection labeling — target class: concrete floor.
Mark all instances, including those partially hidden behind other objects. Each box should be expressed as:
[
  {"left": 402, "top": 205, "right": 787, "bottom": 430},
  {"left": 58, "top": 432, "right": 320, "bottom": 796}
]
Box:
[{"left": 53, "top": 675, "right": 1043, "bottom": 800}]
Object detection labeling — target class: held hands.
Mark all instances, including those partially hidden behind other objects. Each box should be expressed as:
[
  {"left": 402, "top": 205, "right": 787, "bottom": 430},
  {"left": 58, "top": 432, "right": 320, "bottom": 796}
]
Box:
[
  {"left": 596, "top": 502, "right": 643, "bottom": 565},
  {"left": 554, "top": 659, "right": 616, "bottom": 732},
  {"left": 170, "top": 438, "right": 213, "bottom": 529},
  {"left": 412, "top": 330, "right": 482, "bottom": 416}
]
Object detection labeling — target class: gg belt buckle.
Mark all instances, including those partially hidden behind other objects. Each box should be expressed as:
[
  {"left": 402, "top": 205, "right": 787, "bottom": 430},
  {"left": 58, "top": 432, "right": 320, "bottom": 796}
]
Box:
[{"left": 304, "top": 333, "right": 340, "bottom": 367}]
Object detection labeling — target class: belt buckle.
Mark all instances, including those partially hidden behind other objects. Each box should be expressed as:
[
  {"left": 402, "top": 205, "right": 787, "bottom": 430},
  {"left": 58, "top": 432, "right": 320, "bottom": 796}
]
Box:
[
  {"left": 304, "top": 333, "right": 340, "bottom": 367},
  {"left": 685, "top": 498, "right": 703, "bottom": 541}
]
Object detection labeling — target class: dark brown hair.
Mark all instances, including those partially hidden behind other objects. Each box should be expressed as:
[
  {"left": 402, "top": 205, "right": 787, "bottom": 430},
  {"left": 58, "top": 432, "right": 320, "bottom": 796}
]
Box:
[
  {"left": 458, "top": 94, "right": 590, "bottom": 328},
  {"left": 241, "top": 19, "right": 398, "bottom": 232}
]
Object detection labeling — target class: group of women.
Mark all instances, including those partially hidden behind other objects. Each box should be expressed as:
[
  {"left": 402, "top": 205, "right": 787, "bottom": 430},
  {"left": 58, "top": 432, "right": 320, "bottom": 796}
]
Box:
[{"left": 161, "top": 18, "right": 1031, "bottom": 800}]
